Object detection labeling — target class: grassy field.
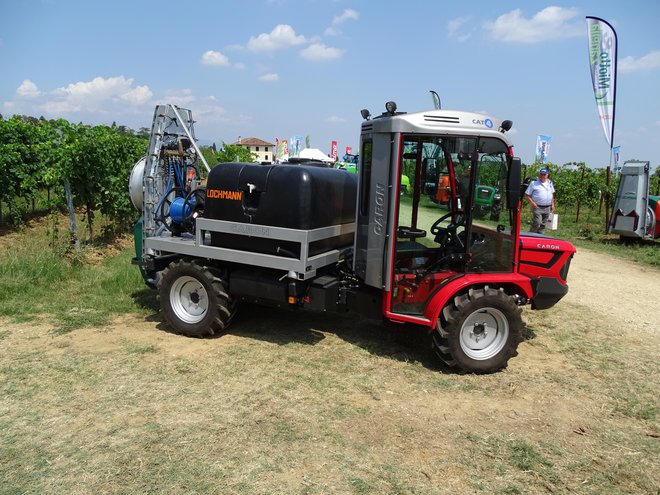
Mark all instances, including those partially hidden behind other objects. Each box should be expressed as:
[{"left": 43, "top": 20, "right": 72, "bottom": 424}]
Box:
[{"left": 1, "top": 215, "right": 658, "bottom": 494}]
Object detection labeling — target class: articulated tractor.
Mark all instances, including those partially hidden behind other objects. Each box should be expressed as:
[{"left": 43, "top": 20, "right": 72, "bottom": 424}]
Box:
[{"left": 129, "top": 102, "right": 575, "bottom": 374}]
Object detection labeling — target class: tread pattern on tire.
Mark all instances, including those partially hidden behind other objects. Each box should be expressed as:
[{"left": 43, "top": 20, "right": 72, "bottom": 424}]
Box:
[
  {"left": 158, "top": 258, "right": 235, "bottom": 337},
  {"left": 432, "top": 286, "right": 523, "bottom": 374}
]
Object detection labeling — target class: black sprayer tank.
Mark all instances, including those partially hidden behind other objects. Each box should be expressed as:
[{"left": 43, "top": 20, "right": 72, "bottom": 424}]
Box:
[{"left": 204, "top": 162, "right": 357, "bottom": 257}]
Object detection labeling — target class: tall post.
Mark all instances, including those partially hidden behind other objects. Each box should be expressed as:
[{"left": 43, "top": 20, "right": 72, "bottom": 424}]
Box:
[
  {"left": 605, "top": 161, "right": 612, "bottom": 234},
  {"left": 576, "top": 167, "right": 585, "bottom": 223},
  {"left": 63, "top": 179, "right": 80, "bottom": 251}
]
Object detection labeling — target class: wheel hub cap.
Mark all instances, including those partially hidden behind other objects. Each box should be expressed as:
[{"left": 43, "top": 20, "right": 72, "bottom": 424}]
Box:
[
  {"left": 472, "top": 323, "right": 487, "bottom": 342},
  {"left": 460, "top": 307, "right": 509, "bottom": 360},
  {"left": 170, "top": 276, "right": 208, "bottom": 324}
]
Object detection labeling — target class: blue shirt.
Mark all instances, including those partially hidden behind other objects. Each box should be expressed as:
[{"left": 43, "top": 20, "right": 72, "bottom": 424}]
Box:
[{"left": 525, "top": 178, "right": 554, "bottom": 206}]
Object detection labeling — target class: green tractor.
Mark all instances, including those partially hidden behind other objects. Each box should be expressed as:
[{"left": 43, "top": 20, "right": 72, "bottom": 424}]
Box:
[
  {"left": 473, "top": 154, "right": 505, "bottom": 221},
  {"left": 474, "top": 183, "right": 502, "bottom": 220}
]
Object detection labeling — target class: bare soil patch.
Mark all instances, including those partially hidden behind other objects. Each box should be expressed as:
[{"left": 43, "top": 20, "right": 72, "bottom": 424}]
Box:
[{"left": 565, "top": 248, "right": 659, "bottom": 333}]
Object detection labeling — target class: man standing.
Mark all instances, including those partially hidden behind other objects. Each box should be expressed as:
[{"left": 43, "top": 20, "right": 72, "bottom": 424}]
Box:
[{"left": 524, "top": 167, "right": 555, "bottom": 234}]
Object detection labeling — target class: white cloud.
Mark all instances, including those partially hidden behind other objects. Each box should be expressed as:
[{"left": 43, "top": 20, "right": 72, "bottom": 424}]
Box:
[
  {"left": 325, "top": 8, "right": 359, "bottom": 36},
  {"left": 447, "top": 16, "right": 472, "bottom": 42},
  {"left": 16, "top": 79, "right": 41, "bottom": 98},
  {"left": 484, "top": 6, "right": 582, "bottom": 43},
  {"left": 259, "top": 73, "right": 279, "bottom": 82},
  {"left": 160, "top": 89, "right": 196, "bottom": 106},
  {"left": 326, "top": 116, "right": 345, "bottom": 123},
  {"left": 186, "top": 97, "right": 228, "bottom": 124},
  {"left": 156, "top": 91, "right": 229, "bottom": 125},
  {"left": 43, "top": 76, "right": 153, "bottom": 113},
  {"left": 299, "top": 43, "right": 344, "bottom": 61},
  {"left": 247, "top": 24, "right": 306, "bottom": 52},
  {"left": 3, "top": 76, "right": 153, "bottom": 117},
  {"left": 120, "top": 85, "right": 152, "bottom": 105},
  {"left": 201, "top": 50, "right": 230, "bottom": 66},
  {"left": 2, "top": 77, "right": 236, "bottom": 134},
  {"left": 619, "top": 51, "right": 660, "bottom": 73},
  {"left": 334, "top": 8, "right": 359, "bottom": 24}
]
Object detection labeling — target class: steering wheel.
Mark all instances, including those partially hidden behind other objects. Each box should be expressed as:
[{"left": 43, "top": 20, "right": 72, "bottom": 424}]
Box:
[
  {"left": 430, "top": 211, "right": 466, "bottom": 250},
  {"left": 430, "top": 211, "right": 465, "bottom": 235}
]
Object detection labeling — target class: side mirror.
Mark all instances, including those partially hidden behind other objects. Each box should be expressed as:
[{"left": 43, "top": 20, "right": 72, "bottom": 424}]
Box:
[{"left": 508, "top": 157, "right": 522, "bottom": 207}]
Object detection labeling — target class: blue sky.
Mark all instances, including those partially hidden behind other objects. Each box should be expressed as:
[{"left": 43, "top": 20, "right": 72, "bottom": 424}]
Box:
[{"left": 1, "top": 0, "right": 659, "bottom": 167}]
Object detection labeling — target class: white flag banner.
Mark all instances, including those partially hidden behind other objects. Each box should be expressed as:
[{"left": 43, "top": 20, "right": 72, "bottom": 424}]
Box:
[
  {"left": 586, "top": 16, "right": 617, "bottom": 148},
  {"left": 535, "top": 134, "right": 552, "bottom": 164}
]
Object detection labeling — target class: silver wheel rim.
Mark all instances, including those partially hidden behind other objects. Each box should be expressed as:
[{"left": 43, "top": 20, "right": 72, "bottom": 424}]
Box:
[
  {"left": 459, "top": 307, "right": 509, "bottom": 360},
  {"left": 170, "top": 275, "right": 208, "bottom": 324}
]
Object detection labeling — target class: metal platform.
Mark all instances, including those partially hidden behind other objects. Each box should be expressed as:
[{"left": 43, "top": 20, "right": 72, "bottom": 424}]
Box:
[{"left": 145, "top": 218, "right": 355, "bottom": 280}]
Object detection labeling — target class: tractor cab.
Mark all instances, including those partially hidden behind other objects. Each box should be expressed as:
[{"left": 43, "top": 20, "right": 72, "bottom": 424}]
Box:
[{"left": 353, "top": 105, "right": 522, "bottom": 325}]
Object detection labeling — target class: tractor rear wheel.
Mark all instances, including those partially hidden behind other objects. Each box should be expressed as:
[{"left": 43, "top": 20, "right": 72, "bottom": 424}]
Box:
[
  {"left": 432, "top": 287, "right": 522, "bottom": 373},
  {"left": 489, "top": 204, "right": 501, "bottom": 221},
  {"left": 158, "top": 259, "right": 235, "bottom": 337}
]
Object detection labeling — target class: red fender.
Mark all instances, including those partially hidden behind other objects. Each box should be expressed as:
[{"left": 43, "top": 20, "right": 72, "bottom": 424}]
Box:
[{"left": 384, "top": 273, "right": 534, "bottom": 328}]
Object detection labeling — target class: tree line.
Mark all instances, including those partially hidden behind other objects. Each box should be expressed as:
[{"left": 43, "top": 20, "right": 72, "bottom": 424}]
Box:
[{"left": 1, "top": 114, "right": 658, "bottom": 238}]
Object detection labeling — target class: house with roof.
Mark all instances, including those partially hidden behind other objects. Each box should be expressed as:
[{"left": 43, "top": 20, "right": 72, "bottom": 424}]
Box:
[{"left": 233, "top": 137, "right": 275, "bottom": 164}]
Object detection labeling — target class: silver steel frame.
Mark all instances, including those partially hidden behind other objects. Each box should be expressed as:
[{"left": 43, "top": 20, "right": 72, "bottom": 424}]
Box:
[
  {"left": 142, "top": 105, "right": 204, "bottom": 258},
  {"left": 145, "top": 219, "right": 356, "bottom": 280}
]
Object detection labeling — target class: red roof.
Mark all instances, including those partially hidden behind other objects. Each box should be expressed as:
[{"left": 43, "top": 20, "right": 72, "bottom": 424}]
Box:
[{"left": 233, "top": 137, "right": 274, "bottom": 146}]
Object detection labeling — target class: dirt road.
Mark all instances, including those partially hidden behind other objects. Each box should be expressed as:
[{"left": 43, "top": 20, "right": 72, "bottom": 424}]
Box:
[{"left": 565, "top": 248, "right": 659, "bottom": 334}]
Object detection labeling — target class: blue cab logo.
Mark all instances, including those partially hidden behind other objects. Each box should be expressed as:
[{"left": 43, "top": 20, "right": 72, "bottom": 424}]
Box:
[{"left": 472, "top": 118, "right": 494, "bottom": 128}]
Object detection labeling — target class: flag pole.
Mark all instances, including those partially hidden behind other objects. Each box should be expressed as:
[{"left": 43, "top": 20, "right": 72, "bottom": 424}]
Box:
[{"left": 605, "top": 146, "right": 612, "bottom": 233}]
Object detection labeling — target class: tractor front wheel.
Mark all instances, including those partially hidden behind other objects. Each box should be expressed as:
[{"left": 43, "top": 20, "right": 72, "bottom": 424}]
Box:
[
  {"left": 158, "top": 259, "right": 235, "bottom": 337},
  {"left": 432, "top": 287, "right": 522, "bottom": 373}
]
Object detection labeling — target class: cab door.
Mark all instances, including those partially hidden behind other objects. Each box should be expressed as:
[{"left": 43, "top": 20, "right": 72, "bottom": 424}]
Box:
[
  {"left": 390, "top": 135, "right": 469, "bottom": 316},
  {"left": 389, "top": 135, "right": 516, "bottom": 318}
]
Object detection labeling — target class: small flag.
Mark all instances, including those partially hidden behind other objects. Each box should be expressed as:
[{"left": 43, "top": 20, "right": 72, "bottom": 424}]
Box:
[
  {"left": 535, "top": 135, "right": 552, "bottom": 164},
  {"left": 330, "top": 141, "right": 338, "bottom": 161},
  {"left": 612, "top": 145, "right": 621, "bottom": 170}
]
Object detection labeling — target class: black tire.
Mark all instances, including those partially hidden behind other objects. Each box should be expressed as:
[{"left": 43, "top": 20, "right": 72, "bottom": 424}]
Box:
[
  {"left": 158, "top": 259, "right": 235, "bottom": 337},
  {"left": 489, "top": 204, "right": 501, "bottom": 221},
  {"left": 432, "top": 287, "right": 522, "bottom": 373}
]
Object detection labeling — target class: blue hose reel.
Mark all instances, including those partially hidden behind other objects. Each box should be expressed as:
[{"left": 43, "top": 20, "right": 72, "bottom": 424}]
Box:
[{"left": 169, "top": 195, "right": 193, "bottom": 225}]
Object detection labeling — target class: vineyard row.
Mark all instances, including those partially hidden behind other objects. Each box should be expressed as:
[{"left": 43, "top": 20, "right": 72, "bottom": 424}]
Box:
[{"left": 1, "top": 114, "right": 658, "bottom": 234}]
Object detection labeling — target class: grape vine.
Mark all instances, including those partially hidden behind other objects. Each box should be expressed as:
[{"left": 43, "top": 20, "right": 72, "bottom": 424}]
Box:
[{"left": 0, "top": 115, "right": 147, "bottom": 237}]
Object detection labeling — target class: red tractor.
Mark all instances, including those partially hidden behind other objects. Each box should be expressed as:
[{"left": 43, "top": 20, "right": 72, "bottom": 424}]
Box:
[{"left": 131, "top": 102, "right": 575, "bottom": 374}]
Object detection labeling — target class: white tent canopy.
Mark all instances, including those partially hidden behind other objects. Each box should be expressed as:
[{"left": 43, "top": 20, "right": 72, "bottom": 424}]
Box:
[{"left": 298, "top": 148, "right": 333, "bottom": 162}]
